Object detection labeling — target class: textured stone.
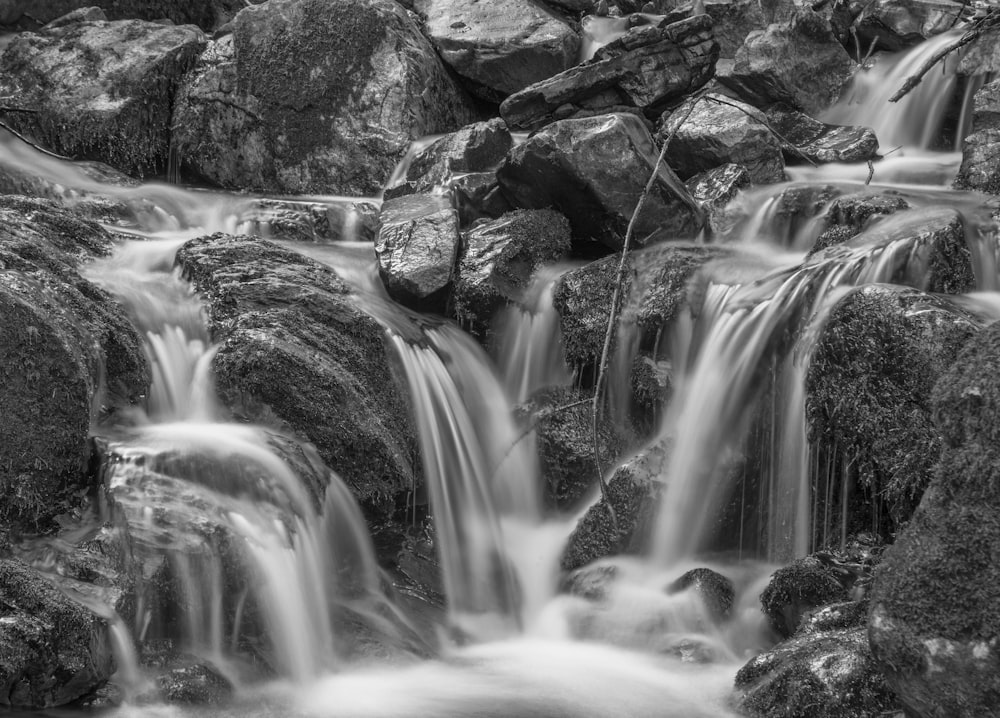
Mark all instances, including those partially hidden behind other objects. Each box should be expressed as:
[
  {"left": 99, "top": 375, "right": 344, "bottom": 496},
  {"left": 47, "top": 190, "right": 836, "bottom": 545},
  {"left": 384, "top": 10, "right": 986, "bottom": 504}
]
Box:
[
  {"left": 765, "top": 104, "right": 879, "bottom": 165},
  {"left": 402, "top": 118, "right": 513, "bottom": 194},
  {"left": 685, "top": 163, "right": 752, "bottom": 236},
  {"left": 955, "top": 78, "right": 1000, "bottom": 195}
]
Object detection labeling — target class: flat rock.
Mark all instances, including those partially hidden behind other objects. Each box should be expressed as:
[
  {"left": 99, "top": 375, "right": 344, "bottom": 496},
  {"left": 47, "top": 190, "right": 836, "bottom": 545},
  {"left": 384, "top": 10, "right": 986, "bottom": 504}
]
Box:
[
  {"left": 955, "top": 78, "right": 1000, "bottom": 195},
  {"left": 170, "top": 0, "right": 476, "bottom": 196},
  {"left": 765, "top": 104, "right": 879, "bottom": 164},
  {"left": 414, "top": 0, "right": 580, "bottom": 102},
  {"left": 497, "top": 112, "right": 705, "bottom": 251},
  {"left": 0, "top": 17, "right": 206, "bottom": 177},
  {"left": 500, "top": 14, "right": 718, "bottom": 131}
]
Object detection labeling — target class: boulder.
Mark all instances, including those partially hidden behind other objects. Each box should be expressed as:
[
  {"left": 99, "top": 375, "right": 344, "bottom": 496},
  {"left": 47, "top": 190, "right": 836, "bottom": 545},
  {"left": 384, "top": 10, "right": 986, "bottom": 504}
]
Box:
[
  {"left": 868, "top": 320, "right": 1000, "bottom": 718},
  {"left": 954, "top": 78, "right": 1000, "bottom": 195},
  {"left": 759, "top": 556, "right": 849, "bottom": 639},
  {"left": 401, "top": 118, "right": 513, "bottom": 194},
  {"left": 0, "top": 197, "right": 149, "bottom": 533},
  {"left": 500, "top": 14, "right": 718, "bottom": 130},
  {"left": 452, "top": 209, "right": 571, "bottom": 337},
  {"left": 764, "top": 104, "right": 879, "bottom": 165},
  {"left": 722, "top": 10, "right": 854, "bottom": 116},
  {"left": 0, "top": 558, "right": 114, "bottom": 708},
  {"left": 958, "top": 26, "right": 1000, "bottom": 76},
  {"left": 666, "top": 567, "right": 734, "bottom": 621},
  {"left": 170, "top": 0, "right": 476, "bottom": 196},
  {"left": 659, "top": 93, "right": 785, "bottom": 184},
  {"left": 662, "top": 0, "right": 801, "bottom": 58},
  {"left": 0, "top": 17, "right": 206, "bottom": 176},
  {"left": 174, "top": 234, "right": 419, "bottom": 517},
  {"left": 497, "top": 112, "right": 705, "bottom": 252},
  {"left": 18, "top": 1, "right": 252, "bottom": 30},
  {"left": 855, "top": 0, "right": 969, "bottom": 52},
  {"left": 154, "top": 662, "right": 233, "bottom": 705},
  {"left": 375, "top": 194, "right": 461, "bottom": 312},
  {"left": 685, "top": 163, "right": 752, "bottom": 236},
  {"left": 413, "top": 0, "right": 580, "bottom": 102}
]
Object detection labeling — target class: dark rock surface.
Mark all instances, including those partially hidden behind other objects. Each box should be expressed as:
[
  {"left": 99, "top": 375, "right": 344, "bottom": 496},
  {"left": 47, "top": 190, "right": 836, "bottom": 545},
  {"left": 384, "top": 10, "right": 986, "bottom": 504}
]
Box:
[
  {"left": 760, "top": 556, "right": 849, "bottom": 639},
  {"left": 14, "top": 0, "right": 252, "bottom": 30},
  {"left": 667, "top": 567, "right": 734, "bottom": 621},
  {"left": 854, "top": 0, "right": 968, "bottom": 52},
  {"left": 413, "top": 0, "right": 580, "bottom": 102},
  {"left": 765, "top": 104, "right": 879, "bottom": 165},
  {"left": 498, "top": 112, "right": 704, "bottom": 252},
  {"left": 663, "top": 0, "right": 800, "bottom": 58},
  {"left": 0, "top": 17, "right": 206, "bottom": 176},
  {"left": 175, "top": 234, "right": 419, "bottom": 518},
  {"left": 500, "top": 14, "right": 718, "bottom": 130},
  {"left": 171, "top": 0, "right": 476, "bottom": 196},
  {"left": 154, "top": 661, "right": 233, "bottom": 705},
  {"left": 402, "top": 119, "right": 513, "bottom": 194},
  {"left": 955, "top": 78, "right": 1000, "bottom": 195},
  {"left": 685, "top": 163, "right": 752, "bottom": 236}
]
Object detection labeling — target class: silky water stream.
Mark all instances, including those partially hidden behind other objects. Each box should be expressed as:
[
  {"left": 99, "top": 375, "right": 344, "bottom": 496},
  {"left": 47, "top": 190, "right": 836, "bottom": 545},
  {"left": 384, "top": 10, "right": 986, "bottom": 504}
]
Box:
[{"left": 3, "top": 28, "right": 1000, "bottom": 718}]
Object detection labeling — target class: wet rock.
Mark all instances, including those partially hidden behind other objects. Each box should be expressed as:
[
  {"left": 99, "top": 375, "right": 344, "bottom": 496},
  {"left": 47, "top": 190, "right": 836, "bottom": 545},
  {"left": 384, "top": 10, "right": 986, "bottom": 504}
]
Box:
[
  {"left": 629, "top": 352, "right": 671, "bottom": 434},
  {"left": 451, "top": 173, "right": 514, "bottom": 227},
  {"left": 20, "top": 1, "right": 252, "bottom": 31},
  {"left": 0, "top": 197, "right": 149, "bottom": 533},
  {"left": 413, "top": 0, "right": 580, "bottom": 102},
  {"left": 868, "top": 320, "right": 1000, "bottom": 718},
  {"left": 722, "top": 10, "right": 854, "bottom": 116},
  {"left": 734, "top": 624, "right": 899, "bottom": 718},
  {"left": 685, "top": 163, "right": 752, "bottom": 236},
  {"left": 44, "top": 7, "right": 108, "bottom": 28},
  {"left": 0, "top": 558, "right": 113, "bottom": 708},
  {"left": 667, "top": 567, "right": 734, "bottom": 621},
  {"left": 855, "top": 0, "right": 968, "bottom": 52},
  {"left": 171, "top": 0, "right": 476, "bottom": 196},
  {"left": 954, "top": 78, "right": 1000, "bottom": 195},
  {"left": 452, "top": 209, "right": 571, "bottom": 337},
  {"left": 498, "top": 112, "right": 704, "bottom": 252},
  {"left": 500, "top": 14, "right": 718, "bottom": 130},
  {"left": 958, "top": 26, "right": 1000, "bottom": 75},
  {"left": 663, "top": 0, "right": 800, "bottom": 58},
  {"left": 402, "top": 119, "right": 513, "bottom": 194},
  {"left": 0, "top": 17, "right": 206, "bottom": 177},
  {"left": 561, "top": 563, "right": 620, "bottom": 601},
  {"left": 154, "top": 662, "right": 233, "bottom": 705},
  {"left": 375, "top": 194, "right": 461, "bottom": 312},
  {"left": 820, "top": 192, "right": 911, "bottom": 236},
  {"left": 764, "top": 104, "right": 879, "bottom": 165},
  {"left": 561, "top": 444, "right": 667, "bottom": 570},
  {"left": 175, "top": 234, "right": 419, "bottom": 518},
  {"left": 238, "top": 199, "right": 379, "bottom": 243},
  {"left": 659, "top": 93, "right": 785, "bottom": 184},
  {"left": 760, "top": 556, "right": 849, "bottom": 639},
  {"left": 807, "top": 285, "right": 977, "bottom": 533}
]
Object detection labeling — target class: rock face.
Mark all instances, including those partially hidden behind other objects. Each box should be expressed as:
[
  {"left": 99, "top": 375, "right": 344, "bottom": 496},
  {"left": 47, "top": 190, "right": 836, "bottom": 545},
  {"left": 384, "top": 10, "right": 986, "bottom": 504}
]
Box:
[
  {"left": 760, "top": 556, "right": 850, "bottom": 639},
  {"left": 174, "top": 234, "right": 419, "bottom": 517},
  {"left": 500, "top": 14, "right": 718, "bottom": 130},
  {"left": 664, "top": 0, "right": 800, "bottom": 58},
  {"left": 722, "top": 10, "right": 854, "bottom": 116},
  {"left": 375, "top": 194, "right": 461, "bottom": 312},
  {"left": 452, "top": 209, "right": 571, "bottom": 336},
  {"left": 497, "top": 113, "right": 705, "bottom": 251},
  {"left": 171, "top": 0, "right": 476, "bottom": 196},
  {"left": 868, "top": 320, "right": 1000, "bottom": 718},
  {"left": 660, "top": 93, "right": 785, "bottom": 184},
  {"left": 15, "top": 0, "right": 251, "bottom": 30},
  {"left": 0, "top": 197, "right": 149, "bottom": 533},
  {"left": 401, "top": 119, "right": 513, "bottom": 194},
  {"left": 686, "top": 163, "right": 752, "bottom": 235},
  {"left": 413, "top": 0, "right": 580, "bottom": 102},
  {"left": 765, "top": 104, "right": 879, "bottom": 165},
  {"left": 855, "top": 0, "right": 968, "bottom": 52},
  {"left": 0, "top": 558, "right": 114, "bottom": 708},
  {"left": 0, "top": 17, "right": 206, "bottom": 176},
  {"left": 955, "top": 78, "right": 1000, "bottom": 195}
]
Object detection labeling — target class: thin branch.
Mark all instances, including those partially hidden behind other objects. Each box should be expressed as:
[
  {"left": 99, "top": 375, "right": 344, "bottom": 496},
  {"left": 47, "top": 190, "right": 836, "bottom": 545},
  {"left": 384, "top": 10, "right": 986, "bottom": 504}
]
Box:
[
  {"left": 494, "top": 397, "right": 593, "bottom": 475},
  {"left": 703, "top": 94, "right": 819, "bottom": 167},
  {"left": 0, "top": 106, "right": 38, "bottom": 113},
  {"left": 865, "top": 159, "right": 875, "bottom": 185},
  {"left": 0, "top": 119, "right": 73, "bottom": 161}
]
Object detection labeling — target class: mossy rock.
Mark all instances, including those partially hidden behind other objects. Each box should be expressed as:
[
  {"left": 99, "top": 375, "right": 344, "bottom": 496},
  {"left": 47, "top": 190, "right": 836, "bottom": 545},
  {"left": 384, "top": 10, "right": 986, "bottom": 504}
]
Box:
[{"left": 760, "top": 556, "right": 849, "bottom": 639}]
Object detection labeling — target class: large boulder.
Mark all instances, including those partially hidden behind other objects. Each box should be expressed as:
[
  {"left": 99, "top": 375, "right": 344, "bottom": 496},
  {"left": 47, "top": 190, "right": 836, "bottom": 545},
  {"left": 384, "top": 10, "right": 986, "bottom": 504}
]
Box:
[
  {"left": 0, "top": 197, "right": 149, "bottom": 533},
  {"left": 868, "top": 319, "right": 1000, "bottom": 717},
  {"left": 497, "top": 112, "right": 705, "bottom": 252},
  {"left": 413, "top": 0, "right": 580, "bottom": 102},
  {"left": 500, "top": 14, "right": 718, "bottom": 131},
  {"left": 170, "top": 0, "right": 476, "bottom": 196},
  {"left": 764, "top": 104, "right": 879, "bottom": 165},
  {"left": 0, "top": 17, "right": 206, "bottom": 176},
  {"left": 685, "top": 163, "right": 752, "bottom": 236},
  {"left": 954, "top": 78, "right": 1000, "bottom": 195},
  {"left": 174, "top": 234, "right": 419, "bottom": 517},
  {"left": 759, "top": 556, "right": 850, "bottom": 639},
  {"left": 722, "top": 10, "right": 854, "bottom": 116},
  {"left": 0, "top": 559, "right": 114, "bottom": 708}
]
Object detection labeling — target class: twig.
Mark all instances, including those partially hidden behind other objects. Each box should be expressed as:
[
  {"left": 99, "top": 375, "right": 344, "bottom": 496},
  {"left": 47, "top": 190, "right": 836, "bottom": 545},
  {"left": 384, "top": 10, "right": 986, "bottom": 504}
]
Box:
[
  {"left": 861, "top": 35, "right": 879, "bottom": 67},
  {"left": 703, "top": 94, "right": 819, "bottom": 167},
  {"left": 890, "top": 10, "right": 1000, "bottom": 103},
  {"left": 0, "top": 106, "right": 39, "bottom": 113},
  {"left": 494, "top": 398, "right": 592, "bottom": 474},
  {"left": 866, "top": 159, "right": 875, "bottom": 185},
  {"left": 0, "top": 119, "right": 73, "bottom": 161},
  {"left": 948, "top": 0, "right": 970, "bottom": 30}
]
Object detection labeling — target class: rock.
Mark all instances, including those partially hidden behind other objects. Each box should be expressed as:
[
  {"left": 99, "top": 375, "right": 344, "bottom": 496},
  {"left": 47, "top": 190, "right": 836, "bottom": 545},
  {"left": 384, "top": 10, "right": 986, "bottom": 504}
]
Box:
[
  {"left": 44, "top": 7, "right": 108, "bottom": 28},
  {"left": 0, "top": 18, "right": 206, "bottom": 177},
  {"left": 0, "top": 197, "right": 149, "bottom": 533},
  {"left": 667, "top": 567, "right": 734, "bottom": 621},
  {"left": 452, "top": 208, "right": 570, "bottom": 335},
  {"left": 498, "top": 112, "right": 704, "bottom": 252},
  {"left": 868, "top": 320, "right": 1000, "bottom": 718},
  {"left": 170, "top": 0, "right": 476, "bottom": 196},
  {"left": 958, "top": 26, "right": 1000, "bottom": 76},
  {"left": 500, "top": 14, "right": 718, "bottom": 130},
  {"left": 20, "top": 1, "right": 253, "bottom": 30},
  {"left": 722, "top": 10, "right": 854, "bottom": 116},
  {"left": 659, "top": 93, "right": 785, "bottom": 184},
  {"left": 735, "top": 624, "right": 899, "bottom": 718},
  {"left": 375, "top": 194, "right": 461, "bottom": 312},
  {"left": 955, "top": 78, "right": 1000, "bottom": 195},
  {"left": 685, "top": 163, "right": 752, "bottom": 235},
  {"left": 175, "top": 234, "right": 419, "bottom": 517},
  {"left": 764, "top": 104, "right": 879, "bottom": 165},
  {"left": 0, "top": 558, "right": 113, "bottom": 708},
  {"left": 807, "top": 286, "right": 977, "bottom": 532},
  {"left": 413, "top": 0, "right": 580, "bottom": 102},
  {"left": 401, "top": 119, "right": 513, "bottom": 194},
  {"left": 855, "top": 0, "right": 969, "bottom": 52},
  {"left": 561, "top": 444, "right": 667, "bottom": 570},
  {"left": 662, "top": 0, "right": 800, "bottom": 59},
  {"left": 760, "top": 556, "right": 849, "bottom": 639},
  {"left": 561, "top": 563, "right": 620, "bottom": 601},
  {"left": 821, "top": 192, "right": 911, "bottom": 236},
  {"left": 155, "top": 662, "right": 233, "bottom": 704},
  {"left": 515, "top": 386, "right": 623, "bottom": 508}
]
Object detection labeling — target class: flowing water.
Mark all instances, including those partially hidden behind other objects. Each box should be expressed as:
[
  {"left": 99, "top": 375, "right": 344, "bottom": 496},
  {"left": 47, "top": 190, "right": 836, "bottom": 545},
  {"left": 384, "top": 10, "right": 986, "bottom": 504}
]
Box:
[{"left": 2, "top": 26, "right": 1000, "bottom": 718}]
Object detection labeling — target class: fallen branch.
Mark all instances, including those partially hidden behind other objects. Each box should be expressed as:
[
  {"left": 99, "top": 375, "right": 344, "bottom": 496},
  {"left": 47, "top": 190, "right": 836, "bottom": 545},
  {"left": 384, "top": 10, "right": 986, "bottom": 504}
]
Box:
[
  {"left": 0, "top": 118, "right": 73, "bottom": 161},
  {"left": 494, "top": 397, "right": 592, "bottom": 475},
  {"left": 865, "top": 158, "right": 875, "bottom": 185}
]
